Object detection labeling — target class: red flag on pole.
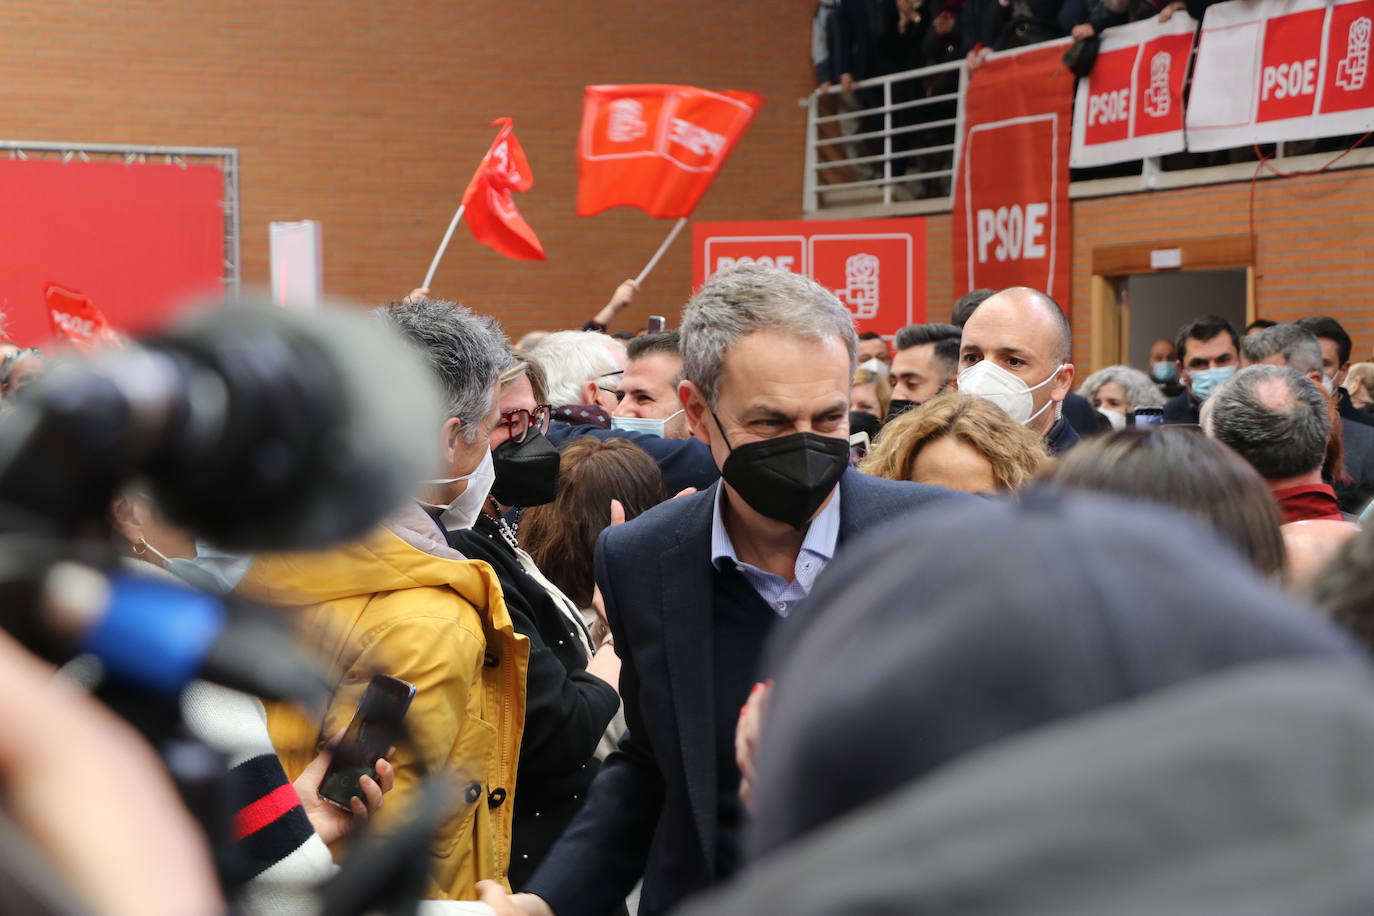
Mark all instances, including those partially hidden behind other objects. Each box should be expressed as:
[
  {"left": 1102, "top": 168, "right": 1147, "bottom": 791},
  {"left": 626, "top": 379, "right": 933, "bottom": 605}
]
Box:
[
  {"left": 45, "top": 284, "right": 122, "bottom": 353},
  {"left": 576, "top": 84, "right": 763, "bottom": 219},
  {"left": 461, "top": 118, "right": 545, "bottom": 261}
]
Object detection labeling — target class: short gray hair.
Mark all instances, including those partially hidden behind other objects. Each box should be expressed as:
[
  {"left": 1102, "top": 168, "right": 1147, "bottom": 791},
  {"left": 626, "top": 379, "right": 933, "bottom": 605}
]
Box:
[
  {"left": 1240, "top": 324, "right": 1323, "bottom": 376},
  {"left": 377, "top": 297, "right": 511, "bottom": 442},
  {"left": 529, "top": 330, "right": 626, "bottom": 407},
  {"left": 1209, "top": 364, "right": 1329, "bottom": 480},
  {"left": 1077, "top": 365, "right": 1165, "bottom": 410},
  {"left": 681, "top": 264, "right": 858, "bottom": 407}
]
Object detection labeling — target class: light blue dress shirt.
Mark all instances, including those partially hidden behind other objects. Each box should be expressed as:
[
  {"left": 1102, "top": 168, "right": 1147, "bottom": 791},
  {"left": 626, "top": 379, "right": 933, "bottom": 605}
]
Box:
[{"left": 709, "top": 485, "right": 841, "bottom": 617}]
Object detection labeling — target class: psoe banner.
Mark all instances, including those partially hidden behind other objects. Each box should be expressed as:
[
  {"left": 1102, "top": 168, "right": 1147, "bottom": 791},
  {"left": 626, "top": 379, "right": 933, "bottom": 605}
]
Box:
[
  {"left": 1070, "top": 13, "right": 1196, "bottom": 167},
  {"left": 692, "top": 219, "right": 927, "bottom": 339},
  {"left": 1187, "top": 0, "right": 1374, "bottom": 151},
  {"left": 953, "top": 42, "right": 1075, "bottom": 301}
]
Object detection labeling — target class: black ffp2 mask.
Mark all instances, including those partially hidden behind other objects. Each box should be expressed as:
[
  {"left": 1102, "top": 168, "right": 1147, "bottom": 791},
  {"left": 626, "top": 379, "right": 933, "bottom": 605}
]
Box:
[
  {"left": 489, "top": 429, "right": 561, "bottom": 507},
  {"left": 712, "top": 412, "right": 849, "bottom": 529}
]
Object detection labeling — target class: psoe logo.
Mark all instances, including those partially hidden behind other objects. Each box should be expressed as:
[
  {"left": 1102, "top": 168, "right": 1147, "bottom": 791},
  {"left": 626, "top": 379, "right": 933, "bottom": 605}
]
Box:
[
  {"left": 1337, "top": 16, "right": 1371, "bottom": 92},
  {"left": 607, "top": 99, "right": 648, "bottom": 143},
  {"left": 1142, "top": 52, "right": 1172, "bottom": 118},
  {"left": 834, "top": 253, "right": 880, "bottom": 320},
  {"left": 668, "top": 118, "right": 726, "bottom": 157}
]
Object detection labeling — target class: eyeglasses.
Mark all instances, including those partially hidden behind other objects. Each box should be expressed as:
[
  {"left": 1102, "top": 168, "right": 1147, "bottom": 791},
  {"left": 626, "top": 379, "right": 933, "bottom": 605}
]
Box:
[{"left": 499, "top": 405, "right": 552, "bottom": 445}]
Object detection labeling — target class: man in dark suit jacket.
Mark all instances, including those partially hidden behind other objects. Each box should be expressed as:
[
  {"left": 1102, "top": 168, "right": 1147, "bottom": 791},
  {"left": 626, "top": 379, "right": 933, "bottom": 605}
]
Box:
[{"left": 511, "top": 265, "right": 963, "bottom": 916}]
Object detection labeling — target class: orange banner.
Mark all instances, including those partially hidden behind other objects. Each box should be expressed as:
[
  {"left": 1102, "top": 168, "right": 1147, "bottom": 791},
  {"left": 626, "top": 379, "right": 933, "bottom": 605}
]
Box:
[{"left": 952, "top": 43, "right": 1074, "bottom": 302}]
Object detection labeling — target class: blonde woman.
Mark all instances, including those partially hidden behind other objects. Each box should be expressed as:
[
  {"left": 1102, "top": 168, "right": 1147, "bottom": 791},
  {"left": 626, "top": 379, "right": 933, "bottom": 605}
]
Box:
[{"left": 861, "top": 393, "right": 1051, "bottom": 495}]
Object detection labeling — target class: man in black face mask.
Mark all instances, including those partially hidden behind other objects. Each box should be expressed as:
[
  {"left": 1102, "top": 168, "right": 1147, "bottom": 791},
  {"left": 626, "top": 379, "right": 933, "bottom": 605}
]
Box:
[
  {"left": 886, "top": 322, "right": 962, "bottom": 422},
  {"left": 511, "top": 264, "right": 964, "bottom": 916}
]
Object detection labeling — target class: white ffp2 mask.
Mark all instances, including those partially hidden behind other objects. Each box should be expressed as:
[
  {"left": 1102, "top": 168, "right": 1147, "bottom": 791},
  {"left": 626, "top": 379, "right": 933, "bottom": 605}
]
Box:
[{"left": 958, "top": 360, "right": 1066, "bottom": 426}]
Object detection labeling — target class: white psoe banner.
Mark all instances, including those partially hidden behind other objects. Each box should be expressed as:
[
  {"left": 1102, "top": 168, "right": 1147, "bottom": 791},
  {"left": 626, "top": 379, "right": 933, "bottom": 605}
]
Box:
[
  {"left": 1071, "top": 14, "right": 1196, "bottom": 168},
  {"left": 1186, "top": 0, "right": 1374, "bottom": 152}
]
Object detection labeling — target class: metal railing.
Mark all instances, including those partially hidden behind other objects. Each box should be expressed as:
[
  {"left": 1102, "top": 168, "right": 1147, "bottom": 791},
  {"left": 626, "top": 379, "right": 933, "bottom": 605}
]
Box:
[
  {"left": 800, "top": 59, "right": 1374, "bottom": 218},
  {"left": 801, "top": 60, "right": 966, "bottom": 215}
]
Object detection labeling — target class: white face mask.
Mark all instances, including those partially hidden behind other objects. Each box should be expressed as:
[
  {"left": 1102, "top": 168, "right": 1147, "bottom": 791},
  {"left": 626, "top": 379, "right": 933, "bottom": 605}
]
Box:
[
  {"left": 144, "top": 539, "right": 253, "bottom": 595},
  {"left": 1322, "top": 373, "right": 1338, "bottom": 397},
  {"left": 611, "top": 409, "right": 684, "bottom": 438},
  {"left": 1097, "top": 407, "right": 1127, "bottom": 431},
  {"left": 958, "top": 360, "right": 1066, "bottom": 426},
  {"left": 857, "top": 357, "right": 888, "bottom": 375},
  {"left": 421, "top": 447, "right": 496, "bottom": 531}
]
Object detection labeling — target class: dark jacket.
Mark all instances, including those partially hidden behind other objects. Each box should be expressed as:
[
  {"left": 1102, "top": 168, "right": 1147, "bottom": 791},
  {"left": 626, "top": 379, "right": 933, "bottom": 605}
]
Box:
[
  {"left": 544, "top": 419, "right": 719, "bottom": 496},
  {"left": 524, "top": 470, "right": 967, "bottom": 916},
  {"left": 1061, "top": 391, "right": 1102, "bottom": 437},
  {"left": 678, "top": 663, "right": 1374, "bottom": 916},
  {"left": 1045, "top": 414, "right": 1081, "bottom": 454},
  {"left": 1162, "top": 389, "right": 1200, "bottom": 425},
  {"left": 1340, "top": 388, "right": 1374, "bottom": 427},
  {"left": 440, "top": 513, "right": 620, "bottom": 890},
  {"left": 744, "top": 489, "right": 1361, "bottom": 861}
]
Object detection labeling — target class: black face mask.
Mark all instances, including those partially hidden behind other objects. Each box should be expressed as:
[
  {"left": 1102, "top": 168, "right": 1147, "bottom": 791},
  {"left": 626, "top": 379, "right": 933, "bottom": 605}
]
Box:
[
  {"left": 712, "top": 412, "right": 849, "bottom": 529},
  {"left": 489, "top": 429, "right": 561, "bottom": 507},
  {"left": 885, "top": 399, "right": 918, "bottom": 423}
]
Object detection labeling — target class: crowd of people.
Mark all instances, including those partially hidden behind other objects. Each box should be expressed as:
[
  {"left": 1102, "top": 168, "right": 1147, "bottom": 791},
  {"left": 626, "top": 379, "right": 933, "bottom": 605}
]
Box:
[{"left": 6, "top": 263, "right": 1374, "bottom": 916}]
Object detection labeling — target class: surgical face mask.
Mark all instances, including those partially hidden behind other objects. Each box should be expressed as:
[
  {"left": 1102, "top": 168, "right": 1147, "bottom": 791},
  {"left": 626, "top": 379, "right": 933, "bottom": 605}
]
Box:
[
  {"left": 420, "top": 447, "right": 496, "bottom": 531},
  {"left": 611, "top": 409, "right": 684, "bottom": 438},
  {"left": 1097, "top": 408, "right": 1127, "bottom": 431},
  {"left": 1322, "top": 373, "right": 1338, "bottom": 397},
  {"left": 490, "top": 429, "right": 561, "bottom": 508},
  {"left": 710, "top": 411, "right": 849, "bottom": 529},
  {"left": 957, "top": 361, "right": 1066, "bottom": 426},
  {"left": 858, "top": 357, "right": 887, "bottom": 375},
  {"left": 1151, "top": 361, "right": 1178, "bottom": 383},
  {"left": 1188, "top": 365, "right": 1235, "bottom": 401},
  {"left": 143, "top": 540, "right": 253, "bottom": 595}
]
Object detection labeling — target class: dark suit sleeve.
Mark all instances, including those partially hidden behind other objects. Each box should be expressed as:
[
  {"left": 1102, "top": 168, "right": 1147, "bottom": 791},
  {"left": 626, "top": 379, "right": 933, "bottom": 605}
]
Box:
[{"left": 523, "top": 529, "right": 666, "bottom": 916}]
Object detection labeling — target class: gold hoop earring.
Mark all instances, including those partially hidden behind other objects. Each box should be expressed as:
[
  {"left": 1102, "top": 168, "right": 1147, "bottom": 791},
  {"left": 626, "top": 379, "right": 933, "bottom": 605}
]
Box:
[{"left": 131, "top": 539, "right": 149, "bottom": 557}]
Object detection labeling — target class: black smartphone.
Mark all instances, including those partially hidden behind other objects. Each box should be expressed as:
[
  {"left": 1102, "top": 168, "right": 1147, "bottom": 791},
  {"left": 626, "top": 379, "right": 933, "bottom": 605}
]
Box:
[
  {"left": 318, "top": 674, "right": 416, "bottom": 809},
  {"left": 646, "top": 315, "right": 666, "bottom": 334},
  {"left": 1131, "top": 407, "right": 1165, "bottom": 427}
]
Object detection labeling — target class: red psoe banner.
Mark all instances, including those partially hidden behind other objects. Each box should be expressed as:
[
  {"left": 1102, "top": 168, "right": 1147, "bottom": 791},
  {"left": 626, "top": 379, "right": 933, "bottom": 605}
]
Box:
[
  {"left": 692, "top": 219, "right": 927, "bottom": 339},
  {"left": 953, "top": 43, "right": 1074, "bottom": 301},
  {"left": 462, "top": 118, "right": 545, "bottom": 261},
  {"left": 1187, "top": 0, "right": 1374, "bottom": 151},
  {"left": 1071, "top": 14, "right": 1196, "bottom": 167},
  {"left": 46, "top": 284, "right": 121, "bottom": 353},
  {"left": 577, "top": 84, "right": 762, "bottom": 219}
]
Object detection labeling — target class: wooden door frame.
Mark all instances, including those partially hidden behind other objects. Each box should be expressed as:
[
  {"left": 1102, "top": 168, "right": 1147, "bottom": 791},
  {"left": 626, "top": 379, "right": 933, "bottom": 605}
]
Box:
[{"left": 1089, "top": 234, "right": 1254, "bottom": 370}]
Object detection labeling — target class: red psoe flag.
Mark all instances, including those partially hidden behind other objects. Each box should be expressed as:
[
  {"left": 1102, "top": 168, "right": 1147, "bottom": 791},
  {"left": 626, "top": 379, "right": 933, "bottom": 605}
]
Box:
[
  {"left": 577, "top": 84, "right": 763, "bottom": 218},
  {"left": 462, "top": 118, "right": 546, "bottom": 261},
  {"left": 45, "top": 284, "right": 121, "bottom": 353}
]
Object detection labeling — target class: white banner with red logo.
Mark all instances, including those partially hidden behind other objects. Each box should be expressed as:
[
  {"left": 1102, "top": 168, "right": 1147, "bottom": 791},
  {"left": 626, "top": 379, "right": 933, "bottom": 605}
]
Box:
[
  {"left": 1070, "top": 14, "right": 1197, "bottom": 167},
  {"left": 953, "top": 42, "right": 1074, "bottom": 301},
  {"left": 1187, "top": 0, "right": 1374, "bottom": 151}
]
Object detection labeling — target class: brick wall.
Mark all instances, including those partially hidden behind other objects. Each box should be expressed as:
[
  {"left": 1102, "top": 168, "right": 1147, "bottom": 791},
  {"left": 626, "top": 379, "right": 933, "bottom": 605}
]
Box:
[
  {"left": 0, "top": 1, "right": 815, "bottom": 338},
  {"left": 925, "top": 164, "right": 1374, "bottom": 370}
]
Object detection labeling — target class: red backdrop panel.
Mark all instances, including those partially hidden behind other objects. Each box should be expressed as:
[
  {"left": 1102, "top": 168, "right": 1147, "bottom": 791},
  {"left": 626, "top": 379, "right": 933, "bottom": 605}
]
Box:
[{"left": 0, "top": 158, "right": 225, "bottom": 346}]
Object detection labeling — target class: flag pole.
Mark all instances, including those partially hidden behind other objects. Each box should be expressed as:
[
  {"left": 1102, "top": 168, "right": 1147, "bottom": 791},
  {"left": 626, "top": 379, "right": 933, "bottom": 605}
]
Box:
[
  {"left": 421, "top": 203, "right": 467, "bottom": 290},
  {"left": 633, "top": 217, "right": 689, "bottom": 287}
]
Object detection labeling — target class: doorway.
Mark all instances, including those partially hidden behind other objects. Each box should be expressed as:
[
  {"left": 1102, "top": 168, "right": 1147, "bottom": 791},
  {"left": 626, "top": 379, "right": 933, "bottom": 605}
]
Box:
[
  {"left": 1124, "top": 270, "right": 1249, "bottom": 370},
  {"left": 1088, "top": 234, "right": 1254, "bottom": 372}
]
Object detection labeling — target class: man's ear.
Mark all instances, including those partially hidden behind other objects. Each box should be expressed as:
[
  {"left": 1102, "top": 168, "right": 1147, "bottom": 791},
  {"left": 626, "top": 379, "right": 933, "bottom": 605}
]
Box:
[
  {"left": 1052, "top": 363, "right": 1075, "bottom": 400},
  {"left": 581, "top": 379, "right": 601, "bottom": 407},
  {"left": 441, "top": 417, "right": 463, "bottom": 467},
  {"left": 680, "top": 380, "right": 712, "bottom": 446}
]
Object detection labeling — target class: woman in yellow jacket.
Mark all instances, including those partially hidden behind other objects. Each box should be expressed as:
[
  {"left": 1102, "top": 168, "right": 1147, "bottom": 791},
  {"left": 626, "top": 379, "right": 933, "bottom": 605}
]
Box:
[{"left": 242, "top": 503, "right": 529, "bottom": 902}]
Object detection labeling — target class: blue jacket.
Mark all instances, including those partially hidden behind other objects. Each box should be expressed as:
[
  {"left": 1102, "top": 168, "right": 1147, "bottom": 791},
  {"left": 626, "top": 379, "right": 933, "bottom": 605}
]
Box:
[{"left": 524, "top": 470, "right": 967, "bottom": 916}]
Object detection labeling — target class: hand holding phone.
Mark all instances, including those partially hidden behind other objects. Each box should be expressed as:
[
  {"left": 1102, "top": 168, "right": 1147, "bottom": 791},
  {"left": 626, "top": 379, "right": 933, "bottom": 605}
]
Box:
[{"left": 318, "top": 674, "right": 415, "bottom": 810}]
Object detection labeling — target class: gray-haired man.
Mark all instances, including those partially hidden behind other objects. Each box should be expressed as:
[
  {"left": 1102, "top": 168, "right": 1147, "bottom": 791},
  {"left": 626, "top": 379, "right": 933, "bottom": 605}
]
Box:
[{"left": 513, "top": 265, "right": 964, "bottom": 916}]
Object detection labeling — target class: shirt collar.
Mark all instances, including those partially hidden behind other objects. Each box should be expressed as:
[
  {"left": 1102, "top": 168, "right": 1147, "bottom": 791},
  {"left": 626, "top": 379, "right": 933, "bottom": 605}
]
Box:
[{"left": 710, "top": 481, "right": 842, "bottom": 571}]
